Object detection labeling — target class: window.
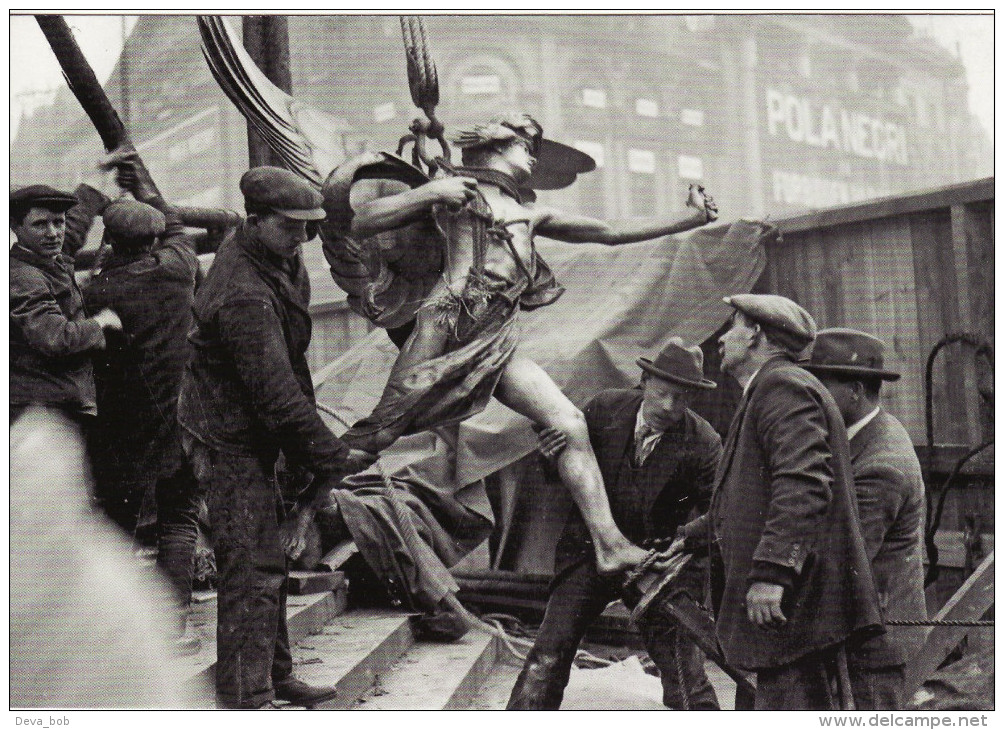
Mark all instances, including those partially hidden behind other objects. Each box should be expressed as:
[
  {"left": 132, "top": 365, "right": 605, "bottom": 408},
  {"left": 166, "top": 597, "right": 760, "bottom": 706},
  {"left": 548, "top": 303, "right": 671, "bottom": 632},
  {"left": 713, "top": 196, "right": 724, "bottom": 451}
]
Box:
[
  {"left": 462, "top": 75, "right": 501, "bottom": 95},
  {"left": 628, "top": 149, "right": 656, "bottom": 175},
  {"left": 681, "top": 109, "right": 705, "bottom": 127},
  {"left": 582, "top": 88, "right": 607, "bottom": 109},
  {"left": 678, "top": 155, "right": 703, "bottom": 180},
  {"left": 373, "top": 102, "right": 396, "bottom": 123},
  {"left": 635, "top": 98, "right": 659, "bottom": 117}
]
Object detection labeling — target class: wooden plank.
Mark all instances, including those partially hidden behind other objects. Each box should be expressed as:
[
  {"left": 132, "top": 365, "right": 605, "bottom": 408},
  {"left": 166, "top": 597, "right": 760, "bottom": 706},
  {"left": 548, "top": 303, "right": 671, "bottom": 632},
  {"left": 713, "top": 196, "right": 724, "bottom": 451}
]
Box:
[
  {"left": 961, "top": 200, "right": 994, "bottom": 442},
  {"left": 870, "top": 215, "right": 925, "bottom": 441},
  {"left": 903, "top": 551, "right": 994, "bottom": 700},
  {"left": 773, "top": 177, "right": 993, "bottom": 236},
  {"left": 289, "top": 570, "right": 346, "bottom": 596},
  {"left": 319, "top": 540, "right": 360, "bottom": 572},
  {"left": 949, "top": 204, "right": 982, "bottom": 443},
  {"left": 914, "top": 444, "right": 995, "bottom": 478},
  {"left": 910, "top": 209, "right": 968, "bottom": 446}
]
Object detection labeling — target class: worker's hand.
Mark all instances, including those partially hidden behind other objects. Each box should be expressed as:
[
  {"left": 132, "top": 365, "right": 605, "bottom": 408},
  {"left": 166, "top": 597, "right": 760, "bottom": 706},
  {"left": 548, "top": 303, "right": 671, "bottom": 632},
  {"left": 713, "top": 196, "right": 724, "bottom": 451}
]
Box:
[
  {"left": 92, "top": 308, "right": 123, "bottom": 332},
  {"left": 746, "top": 581, "right": 786, "bottom": 628},
  {"left": 686, "top": 184, "right": 718, "bottom": 223},
  {"left": 280, "top": 503, "right": 316, "bottom": 561},
  {"left": 344, "top": 448, "right": 378, "bottom": 475},
  {"left": 99, "top": 145, "right": 139, "bottom": 188},
  {"left": 536, "top": 426, "right": 568, "bottom": 461},
  {"left": 648, "top": 536, "right": 690, "bottom": 571},
  {"left": 426, "top": 177, "right": 478, "bottom": 210}
]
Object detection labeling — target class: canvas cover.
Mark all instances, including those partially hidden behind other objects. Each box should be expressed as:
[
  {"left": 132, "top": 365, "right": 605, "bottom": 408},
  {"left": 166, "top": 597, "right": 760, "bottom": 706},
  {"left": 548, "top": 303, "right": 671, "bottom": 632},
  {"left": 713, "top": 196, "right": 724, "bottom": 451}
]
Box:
[{"left": 313, "top": 219, "right": 770, "bottom": 524}]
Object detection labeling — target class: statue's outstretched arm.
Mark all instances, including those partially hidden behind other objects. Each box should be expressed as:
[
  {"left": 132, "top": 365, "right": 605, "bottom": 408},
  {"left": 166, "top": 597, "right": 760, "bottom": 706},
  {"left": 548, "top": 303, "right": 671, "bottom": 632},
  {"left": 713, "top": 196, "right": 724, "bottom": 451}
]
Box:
[
  {"left": 349, "top": 177, "right": 478, "bottom": 239},
  {"left": 536, "top": 184, "right": 718, "bottom": 245}
]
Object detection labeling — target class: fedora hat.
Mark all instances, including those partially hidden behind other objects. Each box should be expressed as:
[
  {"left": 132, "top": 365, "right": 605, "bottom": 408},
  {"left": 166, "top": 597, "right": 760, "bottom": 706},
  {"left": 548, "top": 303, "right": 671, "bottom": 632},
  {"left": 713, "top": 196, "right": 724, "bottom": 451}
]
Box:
[
  {"left": 803, "top": 328, "right": 900, "bottom": 381},
  {"left": 637, "top": 337, "right": 717, "bottom": 390}
]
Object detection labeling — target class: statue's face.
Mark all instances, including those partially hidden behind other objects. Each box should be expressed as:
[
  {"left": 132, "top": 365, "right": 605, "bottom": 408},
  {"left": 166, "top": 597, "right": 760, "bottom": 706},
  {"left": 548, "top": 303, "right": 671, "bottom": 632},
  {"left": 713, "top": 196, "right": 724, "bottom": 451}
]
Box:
[{"left": 495, "top": 138, "right": 536, "bottom": 182}]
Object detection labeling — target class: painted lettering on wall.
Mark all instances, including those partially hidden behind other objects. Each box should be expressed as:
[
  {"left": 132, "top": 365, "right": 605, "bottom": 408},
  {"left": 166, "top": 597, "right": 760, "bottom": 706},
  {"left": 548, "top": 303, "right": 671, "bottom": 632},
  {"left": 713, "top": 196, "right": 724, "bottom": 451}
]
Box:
[
  {"left": 766, "top": 89, "right": 909, "bottom": 166},
  {"left": 772, "top": 170, "right": 890, "bottom": 208}
]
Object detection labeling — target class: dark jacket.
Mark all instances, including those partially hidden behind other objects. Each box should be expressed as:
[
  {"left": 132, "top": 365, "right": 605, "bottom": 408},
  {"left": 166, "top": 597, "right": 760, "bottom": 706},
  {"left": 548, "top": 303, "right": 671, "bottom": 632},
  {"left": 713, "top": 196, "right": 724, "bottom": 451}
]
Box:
[
  {"left": 848, "top": 409, "right": 927, "bottom": 668},
  {"left": 177, "top": 224, "right": 350, "bottom": 483},
  {"left": 83, "top": 211, "right": 197, "bottom": 480},
  {"left": 556, "top": 387, "right": 722, "bottom": 573},
  {"left": 695, "top": 355, "right": 882, "bottom": 671},
  {"left": 10, "top": 244, "right": 105, "bottom": 415}
]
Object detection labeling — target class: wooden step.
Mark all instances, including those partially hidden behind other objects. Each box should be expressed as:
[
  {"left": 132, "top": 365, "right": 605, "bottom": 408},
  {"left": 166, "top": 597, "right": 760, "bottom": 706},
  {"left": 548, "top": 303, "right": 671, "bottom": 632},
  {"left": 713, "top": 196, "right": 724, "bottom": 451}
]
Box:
[
  {"left": 176, "top": 579, "right": 348, "bottom": 700},
  {"left": 284, "top": 609, "right": 416, "bottom": 709},
  {"left": 356, "top": 628, "right": 500, "bottom": 710}
]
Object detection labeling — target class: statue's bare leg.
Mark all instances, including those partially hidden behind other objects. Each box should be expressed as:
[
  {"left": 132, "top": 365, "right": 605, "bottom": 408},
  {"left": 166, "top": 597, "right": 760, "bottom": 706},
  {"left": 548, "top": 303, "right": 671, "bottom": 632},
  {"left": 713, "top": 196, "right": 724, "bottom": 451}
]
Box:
[{"left": 495, "top": 354, "right": 648, "bottom": 574}]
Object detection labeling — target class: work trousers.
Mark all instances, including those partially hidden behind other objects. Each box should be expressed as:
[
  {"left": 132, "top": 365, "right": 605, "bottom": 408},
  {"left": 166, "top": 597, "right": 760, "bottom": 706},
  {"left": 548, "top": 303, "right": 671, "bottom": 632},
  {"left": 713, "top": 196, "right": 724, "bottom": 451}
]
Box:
[
  {"left": 754, "top": 645, "right": 850, "bottom": 710},
  {"left": 185, "top": 436, "right": 293, "bottom": 709},
  {"left": 507, "top": 558, "right": 719, "bottom": 710},
  {"left": 848, "top": 663, "right": 906, "bottom": 710},
  {"left": 154, "top": 462, "right": 201, "bottom": 637}
]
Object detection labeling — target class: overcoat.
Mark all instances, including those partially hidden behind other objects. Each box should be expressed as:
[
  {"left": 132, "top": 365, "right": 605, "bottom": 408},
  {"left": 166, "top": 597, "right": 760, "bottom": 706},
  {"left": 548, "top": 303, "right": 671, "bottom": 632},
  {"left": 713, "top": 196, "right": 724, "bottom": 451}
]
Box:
[
  {"left": 705, "top": 355, "right": 882, "bottom": 671},
  {"left": 847, "top": 409, "right": 927, "bottom": 668},
  {"left": 177, "top": 224, "right": 349, "bottom": 478}
]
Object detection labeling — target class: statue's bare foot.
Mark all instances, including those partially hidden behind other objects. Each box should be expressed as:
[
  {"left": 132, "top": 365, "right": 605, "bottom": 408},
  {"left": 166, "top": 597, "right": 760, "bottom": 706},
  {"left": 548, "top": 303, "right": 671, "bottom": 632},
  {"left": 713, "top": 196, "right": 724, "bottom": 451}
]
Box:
[{"left": 595, "top": 541, "right": 650, "bottom": 576}]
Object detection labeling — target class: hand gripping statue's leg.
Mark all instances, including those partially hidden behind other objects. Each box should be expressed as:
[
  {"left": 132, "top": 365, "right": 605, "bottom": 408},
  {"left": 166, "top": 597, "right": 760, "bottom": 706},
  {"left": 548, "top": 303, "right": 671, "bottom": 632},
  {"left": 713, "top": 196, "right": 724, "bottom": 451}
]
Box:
[{"left": 496, "top": 355, "right": 648, "bottom": 575}]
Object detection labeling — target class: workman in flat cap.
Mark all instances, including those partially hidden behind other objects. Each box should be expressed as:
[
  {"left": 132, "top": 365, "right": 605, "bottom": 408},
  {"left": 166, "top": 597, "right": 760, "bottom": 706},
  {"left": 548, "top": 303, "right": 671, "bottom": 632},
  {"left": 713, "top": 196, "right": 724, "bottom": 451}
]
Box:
[
  {"left": 673, "top": 294, "right": 882, "bottom": 710},
  {"left": 803, "top": 328, "right": 927, "bottom": 709},
  {"left": 177, "top": 166, "right": 374, "bottom": 709},
  {"left": 10, "top": 185, "right": 122, "bottom": 424},
  {"left": 82, "top": 149, "right": 204, "bottom": 655},
  {"left": 508, "top": 338, "right": 722, "bottom": 710}
]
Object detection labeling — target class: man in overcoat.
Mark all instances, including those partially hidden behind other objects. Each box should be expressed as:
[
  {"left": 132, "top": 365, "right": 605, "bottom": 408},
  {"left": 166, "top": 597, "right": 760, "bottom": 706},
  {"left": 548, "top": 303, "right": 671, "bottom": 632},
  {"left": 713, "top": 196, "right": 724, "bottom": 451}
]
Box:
[
  {"left": 177, "top": 166, "right": 373, "bottom": 708},
  {"left": 10, "top": 185, "right": 122, "bottom": 424},
  {"left": 804, "top": 328, "right": 927, "bottom": 709},
  {"left": 83, "top": 153, "right": 203, "bottom": 653},
  {"left": 677, "top": 294, "right": 882, "bottom": 710},
  {"left": 508, "top": 339, "right": 722, "bottom": 710}
]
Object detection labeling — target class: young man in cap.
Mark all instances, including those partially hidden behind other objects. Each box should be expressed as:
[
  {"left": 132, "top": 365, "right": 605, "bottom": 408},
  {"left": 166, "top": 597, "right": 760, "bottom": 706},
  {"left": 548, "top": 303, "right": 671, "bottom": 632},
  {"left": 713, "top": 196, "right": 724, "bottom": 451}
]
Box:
[
  {"left": 177, "top": 166, "right": 374, "bottom": 708},
  {"left": 508, "top": 338, "right": 722, "bottom": 710},
  {"left": 804, "top": 328, "right": 927, "bottom": 709},
  {"left": 675, "top": 294, "right": 882, "bottom": 710},
  {"left": 10, "top": 185, "right": 122, "bottom": 424},
  {"left": 82, "top": 150, "right": 204, "bottom": 654},
  {"left": 334, "top": 113, "right": 718, "bottom": 576}
]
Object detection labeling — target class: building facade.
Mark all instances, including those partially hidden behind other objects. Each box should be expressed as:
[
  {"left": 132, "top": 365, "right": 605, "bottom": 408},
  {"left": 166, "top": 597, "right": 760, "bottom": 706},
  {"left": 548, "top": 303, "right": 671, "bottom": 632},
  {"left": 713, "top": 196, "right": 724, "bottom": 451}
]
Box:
[{"left": 11, "top": 14, "right": 991, "bottom": 363}]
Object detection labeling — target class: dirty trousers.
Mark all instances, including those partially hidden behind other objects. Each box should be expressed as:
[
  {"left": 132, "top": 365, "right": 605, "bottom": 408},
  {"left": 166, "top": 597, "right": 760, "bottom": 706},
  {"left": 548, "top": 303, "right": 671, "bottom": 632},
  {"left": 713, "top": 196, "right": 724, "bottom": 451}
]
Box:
[
  {"left": 185, "top": 438, "right": 293, "bottom": 708},
  {"left": 507, "top": 559, "right": 720, "bottom": 710}
]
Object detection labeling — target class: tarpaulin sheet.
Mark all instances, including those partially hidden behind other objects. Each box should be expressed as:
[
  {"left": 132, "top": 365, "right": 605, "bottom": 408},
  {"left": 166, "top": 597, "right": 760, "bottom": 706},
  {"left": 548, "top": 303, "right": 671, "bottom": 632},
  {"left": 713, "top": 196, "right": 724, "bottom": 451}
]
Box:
[{"left": 313, "top": 220, "right": 767, "bottom": 522}]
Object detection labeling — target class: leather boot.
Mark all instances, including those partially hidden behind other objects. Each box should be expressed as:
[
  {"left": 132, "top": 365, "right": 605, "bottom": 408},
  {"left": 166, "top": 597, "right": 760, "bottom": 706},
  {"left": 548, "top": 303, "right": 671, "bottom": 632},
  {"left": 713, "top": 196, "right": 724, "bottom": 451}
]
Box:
[{"left": 273, "top": 676, "right": 338, "bottom": 708}]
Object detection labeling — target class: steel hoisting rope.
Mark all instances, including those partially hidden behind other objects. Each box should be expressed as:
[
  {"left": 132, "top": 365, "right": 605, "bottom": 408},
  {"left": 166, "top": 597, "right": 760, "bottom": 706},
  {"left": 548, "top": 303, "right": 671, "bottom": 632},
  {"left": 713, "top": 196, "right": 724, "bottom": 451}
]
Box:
[{"left": 399, "top": 15, "right": 449, "bottom": 169}]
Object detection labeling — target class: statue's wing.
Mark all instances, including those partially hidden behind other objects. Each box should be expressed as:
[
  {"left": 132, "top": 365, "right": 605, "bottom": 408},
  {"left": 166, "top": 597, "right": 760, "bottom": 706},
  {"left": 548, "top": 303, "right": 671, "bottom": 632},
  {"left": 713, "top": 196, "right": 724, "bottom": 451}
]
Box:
[{"left": 198, "top": 16, "right": 348, "bottom": 187}]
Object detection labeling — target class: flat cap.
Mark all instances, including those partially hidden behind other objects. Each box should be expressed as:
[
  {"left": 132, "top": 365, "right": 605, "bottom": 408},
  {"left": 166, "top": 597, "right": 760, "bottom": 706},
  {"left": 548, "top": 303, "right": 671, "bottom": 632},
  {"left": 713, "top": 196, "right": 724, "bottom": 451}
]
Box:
[
  {"left": 724, "top": 293, "right": 817, "bottom": 352},
  {"left": 240, "top": 166, "right": 325, "bottom": 221},
  {"left": 102, "top": 199, "right": 166, "bottom": 237},
  {"left": 10, "top": 185, "right": 79, "bottom": 214}
]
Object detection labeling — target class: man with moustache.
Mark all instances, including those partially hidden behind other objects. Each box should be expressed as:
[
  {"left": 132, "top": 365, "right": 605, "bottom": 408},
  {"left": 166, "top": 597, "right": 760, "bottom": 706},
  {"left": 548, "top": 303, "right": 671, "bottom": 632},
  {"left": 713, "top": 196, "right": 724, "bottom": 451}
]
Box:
[
  {"left": 507, "top": 339, "right": 722, "bottom": 710},
  {"left": 803, "top": 328, "right": 927, "bottom": 709},
  {"left": 675, "top": 294, "right": 882, "bottom": 710}
]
